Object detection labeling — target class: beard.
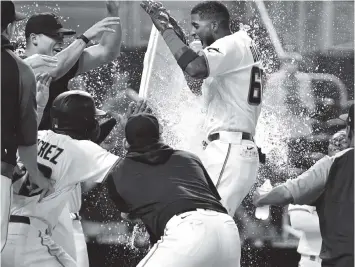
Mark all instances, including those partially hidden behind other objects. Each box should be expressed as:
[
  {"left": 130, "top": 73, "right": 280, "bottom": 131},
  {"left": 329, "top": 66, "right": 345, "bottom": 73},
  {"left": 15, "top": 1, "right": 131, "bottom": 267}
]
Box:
[{"left": 201, "top": 34, "right": 215, "bottom": 48}]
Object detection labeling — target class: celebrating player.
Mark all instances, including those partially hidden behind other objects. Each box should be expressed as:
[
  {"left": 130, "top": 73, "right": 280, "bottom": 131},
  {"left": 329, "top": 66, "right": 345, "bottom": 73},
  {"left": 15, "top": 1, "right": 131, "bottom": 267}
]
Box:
[
  {"left": 253, "top": 104, "right": 354, "bottom": 267},
  {"left": 1, "top": 91, "right": 149, "bottom": 267},
  {"left": 107, "top": 113, "right": 241, "bottom": 267},
  {"left": 141, "top": 0, "right": 264, "bottom": 216},
  {"left": 21, "top": 2, "right": 122, "bottom": 265}
]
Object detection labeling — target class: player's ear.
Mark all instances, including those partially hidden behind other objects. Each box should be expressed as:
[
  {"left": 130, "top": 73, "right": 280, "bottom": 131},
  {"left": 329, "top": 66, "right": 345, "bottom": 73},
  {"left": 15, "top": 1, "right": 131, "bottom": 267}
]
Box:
[
  {"left": 123, "top": 138, "right": 130, "bottom": 151},
  {"left": 211, "top": 21, "right": 219, "bottom": 32},
  {"left": 30, "top": 33, "right": 39, "bottom": 46}
]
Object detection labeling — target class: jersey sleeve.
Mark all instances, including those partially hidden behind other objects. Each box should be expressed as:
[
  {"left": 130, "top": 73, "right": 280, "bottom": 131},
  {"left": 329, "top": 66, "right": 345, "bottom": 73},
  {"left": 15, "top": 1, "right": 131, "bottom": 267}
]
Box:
[
  {"left": 284, "top": 155, "right": 335, "bottom": 205},
  {"left": 68, "top": 140, "right": 120, "bottom": 185},
  {"left": 202, "top": 35, "right": 243, "bottom": 77}
]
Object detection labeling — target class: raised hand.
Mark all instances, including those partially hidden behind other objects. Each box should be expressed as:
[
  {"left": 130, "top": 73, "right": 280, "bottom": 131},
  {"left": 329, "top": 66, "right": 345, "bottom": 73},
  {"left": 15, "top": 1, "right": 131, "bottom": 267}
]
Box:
[
  {"left": 140, "top": 0, "right": 173, "bottom": 33},
  {"left": 83, "top": 17, "right": 121, "bottom": 40},
  {"left": 106, "top": 0, "right": 120, "bottom": 16},
  {"left": 36, "top": 73, "right": 52, "bottom": 109}
]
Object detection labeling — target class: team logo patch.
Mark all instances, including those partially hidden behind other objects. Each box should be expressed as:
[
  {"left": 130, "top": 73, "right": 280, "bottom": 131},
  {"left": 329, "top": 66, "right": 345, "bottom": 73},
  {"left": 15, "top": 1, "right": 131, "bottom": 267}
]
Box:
[{"left": 240, "top": 145, "right": 258, "bottom": 158}]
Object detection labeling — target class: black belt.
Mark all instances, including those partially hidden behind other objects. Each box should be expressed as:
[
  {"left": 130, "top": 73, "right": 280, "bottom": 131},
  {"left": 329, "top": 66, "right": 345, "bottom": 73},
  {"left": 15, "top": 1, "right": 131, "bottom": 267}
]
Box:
[
  {"left": 208, "top": 132, "right": 254, "bottom": 142},
  {"left": 9, "top": 215, "right": 30, "bottom": 225}
]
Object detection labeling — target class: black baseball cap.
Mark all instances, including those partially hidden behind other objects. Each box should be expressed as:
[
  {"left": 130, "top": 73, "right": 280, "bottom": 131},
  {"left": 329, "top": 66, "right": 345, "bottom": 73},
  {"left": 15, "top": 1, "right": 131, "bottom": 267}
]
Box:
[
  {"left": 25, "top": 13, "right": 76, "bottom": 39},
  {"left": 339, "top": 104, "right": 354, "bottom": 130},
  {"left": 125, "top": 114, "right": 160, "bottom": 147},
  {"left": 1, "top": 1, "right": 26, "bottom": 28}
]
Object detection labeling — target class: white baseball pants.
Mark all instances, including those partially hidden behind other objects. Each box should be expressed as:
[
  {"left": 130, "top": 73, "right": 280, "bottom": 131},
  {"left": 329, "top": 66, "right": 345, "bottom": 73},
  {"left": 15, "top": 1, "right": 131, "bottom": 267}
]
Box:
[
  {"left": 299, "top": 255, "right": 322, "bottom": 267},
  {"left": 201, "top": 131, "right": 259, "bottom": 216},
  {"left": 137, "top": 209, "right": 241, "bottom": 267},
  {"left": 72, "top": 219, "right": 89, "bottom": 267},
  {"left": 1, "top": 175, "right": 12, "bottom": 251},
  {"left": 1, "top": 219, "right": 28, "bottom": 267},
  {"left": 51, "top": 206, "right": 77, "bottom": 260},
  {"left": 52, "top": 208, "right": 89, "bottom": 267},
  {"left": 3, "top": 217, "right": 76, "bottom": 267}
]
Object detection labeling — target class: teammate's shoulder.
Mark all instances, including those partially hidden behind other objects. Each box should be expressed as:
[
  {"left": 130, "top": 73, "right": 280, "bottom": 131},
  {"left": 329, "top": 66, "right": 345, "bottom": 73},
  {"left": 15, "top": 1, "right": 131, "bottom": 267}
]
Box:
[
  {"left": 332, "top": 147, "right": 354, "bottom": 159},
  {"left": 173, "top": 150, "right": 202, "bottom": 162}
]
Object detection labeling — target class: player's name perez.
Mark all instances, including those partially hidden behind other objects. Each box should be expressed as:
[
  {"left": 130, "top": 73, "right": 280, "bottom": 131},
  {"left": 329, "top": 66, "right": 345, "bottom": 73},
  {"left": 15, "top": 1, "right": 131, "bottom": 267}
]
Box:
[{"left": 37, "top": 139, "right": 64, "bottom": 165}]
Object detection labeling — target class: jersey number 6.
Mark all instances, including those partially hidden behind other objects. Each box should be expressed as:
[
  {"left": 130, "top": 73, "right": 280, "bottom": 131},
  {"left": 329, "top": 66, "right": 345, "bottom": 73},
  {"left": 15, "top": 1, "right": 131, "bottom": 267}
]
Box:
[{"left": 248, "top": 66, "right": 264, "bottom": 106}]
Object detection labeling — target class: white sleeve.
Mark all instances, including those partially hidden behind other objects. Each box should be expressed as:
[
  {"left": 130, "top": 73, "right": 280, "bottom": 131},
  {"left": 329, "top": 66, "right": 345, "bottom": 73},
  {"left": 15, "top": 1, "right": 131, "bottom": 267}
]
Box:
[
  {"left": 202, "top": 35, "right": 243, "bottom": 77},
  {"left": 68, "top": 140, "right": 120, "bottom": 185},
  {"left": 288, "top": 204, "right": 315, "bottom": 213}
]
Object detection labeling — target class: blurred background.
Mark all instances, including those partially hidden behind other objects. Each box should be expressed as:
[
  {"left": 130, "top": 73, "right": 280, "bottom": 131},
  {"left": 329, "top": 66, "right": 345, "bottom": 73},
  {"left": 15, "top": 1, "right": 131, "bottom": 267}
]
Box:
[{"left": 12, "top": 1, "right": 354, "bottom": 266}]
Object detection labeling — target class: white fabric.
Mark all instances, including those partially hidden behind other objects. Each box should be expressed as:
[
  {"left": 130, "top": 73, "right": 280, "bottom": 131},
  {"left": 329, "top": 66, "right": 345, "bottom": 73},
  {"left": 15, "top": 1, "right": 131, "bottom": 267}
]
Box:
[
  {"left": 1, "top": 175, "right": 12, "bottom": 251},
  {"left": 51, "top": 205, "right": 76, "bottom": 260},
  {"left": 288, "top": 205, "right": 322, "bottom": 257},
  {"left": 18, "top": 130, "right": 119, "bottom": 229},
  {"left": 6, "top": 130, "right": 119, "bottom": 265},
  {"left": 299, "top": 255, "right": 322, "bottom": 267},
  {"left": 201, "top": 30, "right": 263, "bottom": 137},
  {"left": 72, "top": 219, "right": 89, "bottom": 267},
  {"left": 200, "top": 132, "right": 259, "bottom": 216},
  {"left": 3, "top": 218, "right": 76, "bottom": 267},
  {"left": 137, "top": 209, "right": 240, "bottom": 267},
  {"left": 1, "top": 221, "right": 30, "bottom": 267}
]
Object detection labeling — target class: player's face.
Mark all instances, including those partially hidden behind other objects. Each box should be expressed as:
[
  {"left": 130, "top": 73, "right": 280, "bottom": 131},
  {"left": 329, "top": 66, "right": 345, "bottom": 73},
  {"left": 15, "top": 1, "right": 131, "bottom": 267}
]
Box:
[
  {"left": 190, "top": 14, "right": 215, "bottom": 48},
  {"left": 328, "top": 131, "right": 349, "bottom": 156},
  {"left": 34, "top": 33, "right": 64, "bottom": 56}
]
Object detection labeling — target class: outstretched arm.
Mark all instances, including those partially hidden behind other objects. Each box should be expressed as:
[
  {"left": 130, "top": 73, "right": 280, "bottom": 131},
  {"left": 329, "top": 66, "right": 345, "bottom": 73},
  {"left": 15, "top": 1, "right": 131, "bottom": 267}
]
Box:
[
  {"left": 141, "top": 1, "right": 208, "bottom": 79},
  {"left": 76, "top": 1, "right": 122, "bottom": 75}
]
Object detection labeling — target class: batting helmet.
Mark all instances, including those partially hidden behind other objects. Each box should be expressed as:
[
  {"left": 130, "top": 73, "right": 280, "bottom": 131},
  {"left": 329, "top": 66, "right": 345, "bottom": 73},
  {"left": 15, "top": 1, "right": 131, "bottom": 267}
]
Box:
[{"left": 50, "top": 90, "right": 106, "bottom": 142}]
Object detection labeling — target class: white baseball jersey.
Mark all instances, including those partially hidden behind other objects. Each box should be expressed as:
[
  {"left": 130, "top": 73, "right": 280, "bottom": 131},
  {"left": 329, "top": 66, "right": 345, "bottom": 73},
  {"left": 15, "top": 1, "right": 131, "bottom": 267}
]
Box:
[
  {"left": 201, "top": 30, "right": 263, "bottom": 137},
  {"left": 11, "top": 130, "right": 119, "bottom": 230},
  {"left": 288, "top": 204, "right": 322, "bottom": 256}
]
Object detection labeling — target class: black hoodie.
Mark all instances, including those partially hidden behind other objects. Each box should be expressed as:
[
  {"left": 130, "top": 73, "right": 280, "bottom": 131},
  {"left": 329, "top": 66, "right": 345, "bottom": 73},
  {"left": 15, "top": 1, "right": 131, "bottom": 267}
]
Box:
[{"left": 106, "top": 144, "right": 227, "bottom": 244}]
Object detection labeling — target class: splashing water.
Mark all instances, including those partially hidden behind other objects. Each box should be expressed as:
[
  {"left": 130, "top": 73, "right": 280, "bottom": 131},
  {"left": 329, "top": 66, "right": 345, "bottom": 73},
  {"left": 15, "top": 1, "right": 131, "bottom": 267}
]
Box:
[{"left": 12, "top": 2, "right": 352, "bottom": 266}]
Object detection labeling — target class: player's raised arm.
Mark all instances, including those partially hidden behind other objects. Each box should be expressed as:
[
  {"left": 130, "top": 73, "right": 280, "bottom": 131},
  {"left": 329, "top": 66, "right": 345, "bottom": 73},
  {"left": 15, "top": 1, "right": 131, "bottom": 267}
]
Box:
[
  {"left": 141, "top": 1, "right": 208, "bottom": 79},
  {"left": 76, "top": 0, "right": 122, "bottom": 75}
]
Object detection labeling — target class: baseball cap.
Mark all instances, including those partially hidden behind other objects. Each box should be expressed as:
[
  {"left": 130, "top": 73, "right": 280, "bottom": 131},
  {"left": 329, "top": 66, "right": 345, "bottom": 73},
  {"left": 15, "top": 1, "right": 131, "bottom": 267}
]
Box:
[
  {"left": 51, "top": 90, "right": 106, "bottom": 129},
  {"left": 125, "top": 114, "right": 160, "bottom": 147},
  {"left": 25, "top": 13, "right": 76, "bottom": 39},
  {"left": 1, "top": 1, "right": 26, "bottom": 28},
  {"left": 339, "top": 104, "right": 354, "bottom": 130}
]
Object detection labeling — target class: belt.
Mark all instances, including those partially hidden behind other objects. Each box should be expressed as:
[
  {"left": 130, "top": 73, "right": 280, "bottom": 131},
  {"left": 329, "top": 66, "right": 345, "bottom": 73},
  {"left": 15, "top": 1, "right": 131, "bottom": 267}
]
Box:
[
  {"left": 70, "top": 212, "right": 81, "bottom": 221},
  {"left": 208, "top": 132, "right": 254, "bottom": 142},
  {"left": 9, "top": 215, "right": 30, "bottom": 225}
]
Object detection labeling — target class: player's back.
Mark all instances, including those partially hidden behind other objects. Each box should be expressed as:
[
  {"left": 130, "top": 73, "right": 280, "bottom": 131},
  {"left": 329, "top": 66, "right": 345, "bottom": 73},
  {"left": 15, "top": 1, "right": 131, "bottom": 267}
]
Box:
[
  {"left": 16, "top": 130, "right": 119, "bottom": 229},
  {"left": 202, "top": 30, "right": 263, "bottom": 136}
]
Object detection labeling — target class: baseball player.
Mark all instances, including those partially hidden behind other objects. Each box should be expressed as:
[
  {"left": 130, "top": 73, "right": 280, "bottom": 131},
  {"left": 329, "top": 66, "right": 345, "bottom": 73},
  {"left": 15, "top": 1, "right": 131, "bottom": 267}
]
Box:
[
  {"left": 141, "top": 0, "right": 263, "bottom": 216},
  {"left": 107, "top": 113, "right": 241, "bottom": 267},
  {"left": 287, "top": 129, "right": 352, "bottom": 267},
  {"left": 2, "top": 91, "right": 148, "bottom": 267},
  {"left": 20, "top": 2, "right": 122, "bottom": 264},
  {"left": 253, "top": 104, "right": 354, "bottom": 267},
  {"left": 1, "top": 1, "right": 55, "bottom": 251}
]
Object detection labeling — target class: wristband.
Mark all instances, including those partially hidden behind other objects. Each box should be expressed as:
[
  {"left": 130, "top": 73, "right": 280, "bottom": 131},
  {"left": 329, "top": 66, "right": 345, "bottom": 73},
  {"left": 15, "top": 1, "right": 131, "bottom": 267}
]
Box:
[
  {"left": 76, "top": 34, "right": 90, "bottom": 44},
  {"left": 162, "top": 29, "right": 199, "bottom": 71}
]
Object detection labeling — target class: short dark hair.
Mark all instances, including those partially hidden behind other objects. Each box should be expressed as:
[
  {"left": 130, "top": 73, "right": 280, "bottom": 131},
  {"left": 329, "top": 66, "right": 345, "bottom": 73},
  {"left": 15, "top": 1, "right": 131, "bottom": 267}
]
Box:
[{"left": 191, "top": 1, "right": 230, "bottom": 26}]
